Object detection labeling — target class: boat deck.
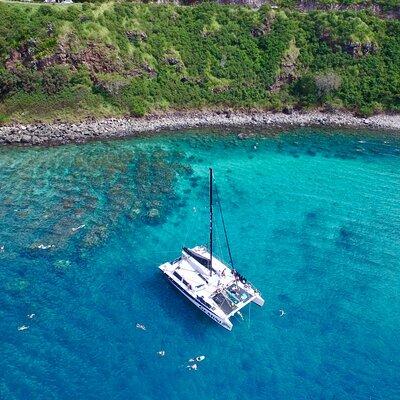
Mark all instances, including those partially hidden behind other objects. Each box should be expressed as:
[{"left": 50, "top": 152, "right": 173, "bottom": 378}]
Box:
[
  {"left": 161, "top": 246, "right": 258, "bottom": 317},
  {"left": 158, "top": 167, "right": 264, "bottom": 331},
  {"left": 212, "top": 292, "right": 237, "bottom": 314}
]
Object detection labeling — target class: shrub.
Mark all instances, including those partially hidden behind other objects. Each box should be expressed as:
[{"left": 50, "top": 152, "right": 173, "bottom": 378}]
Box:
[
  {"left": 291, "top": 75, "right": 318, "bottom": 105},
  {"left": 70, "top": 66, "right": 92, "bottom": 87},
  {"left": 0, "top": 68, "right": 17, "bottom": 100},
  {"left": 15, "top": 68, "right": 42, "bottom": 94},
  {"left": 127, "top": 97, "right": 149, "bottom": 117},
  {"left": 315, "top": 72, "right": 342, "bottom": 99},
  {"left": 95, "top": 73, "right": 130, "bottom": 97},
  {"left": 0, "top": 113, "right": 9, "bottom": 125},
  {"left": 41, "top": 65, "right": 72, "bottom": 95}
]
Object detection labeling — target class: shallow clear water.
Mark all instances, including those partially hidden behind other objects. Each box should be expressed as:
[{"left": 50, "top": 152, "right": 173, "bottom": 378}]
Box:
[{"left": 1, "top": 128, "right": 400, "bottom": 400}]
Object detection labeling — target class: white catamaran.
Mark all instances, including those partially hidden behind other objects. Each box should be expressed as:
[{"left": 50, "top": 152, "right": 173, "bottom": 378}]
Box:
[{"left": 159, "top": 168, "right": 264, "bottom": 331}]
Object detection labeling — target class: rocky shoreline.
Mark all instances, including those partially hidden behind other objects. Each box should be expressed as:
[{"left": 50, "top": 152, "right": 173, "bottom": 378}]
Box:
[{"left": 0, "top": 110, "right": 399, "bottom": 146}]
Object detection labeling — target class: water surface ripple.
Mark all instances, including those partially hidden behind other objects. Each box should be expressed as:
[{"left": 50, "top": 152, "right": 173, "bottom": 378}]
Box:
[{"left": 1, "top": 128, "right": 399, "bottom": 400}]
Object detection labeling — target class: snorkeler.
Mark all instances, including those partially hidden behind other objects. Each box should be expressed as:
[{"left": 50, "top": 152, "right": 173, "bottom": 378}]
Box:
[
  {"left": 18, "top": 325, "right": 29, "bottom": 331},
  {"left": 72, "top": 224, "right": 86, "bottom": 232},
  {"left": 189, "top": 355, "right": 205, "bottom": 363}
]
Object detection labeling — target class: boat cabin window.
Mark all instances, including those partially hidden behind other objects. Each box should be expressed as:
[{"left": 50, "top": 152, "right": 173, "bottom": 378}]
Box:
[{"left": 197, "top": 296, "right": 212, "bottom": 309}]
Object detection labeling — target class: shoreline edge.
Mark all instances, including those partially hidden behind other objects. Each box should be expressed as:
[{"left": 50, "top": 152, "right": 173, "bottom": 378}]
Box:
[{"left": 1, "top": 110, "right": 399, "bottom": 146}]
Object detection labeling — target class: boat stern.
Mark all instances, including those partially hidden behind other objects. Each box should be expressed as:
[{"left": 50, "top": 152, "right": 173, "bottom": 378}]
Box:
[
  {"left": 223, "top": 319, "right": 233, "bottom": 331},
  {"left": 252, "top": 292, "right": 265, "bottom": 307}
]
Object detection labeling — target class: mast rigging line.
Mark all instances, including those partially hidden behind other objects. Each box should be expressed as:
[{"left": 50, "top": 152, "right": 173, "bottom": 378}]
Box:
[
  {"left": 209, "top": 167, "right": 213, "bottom": 277},
  {"left": 213, "top": 176, "right": 235, "bottom": 269}
]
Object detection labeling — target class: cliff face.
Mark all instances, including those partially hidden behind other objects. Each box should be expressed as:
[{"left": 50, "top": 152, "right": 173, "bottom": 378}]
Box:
[
  {"left": 161, "top": 0, "right": 399, "bottom": 17},
  {"left": 0, "top": 2, "right": 399, "bottom": 123}
]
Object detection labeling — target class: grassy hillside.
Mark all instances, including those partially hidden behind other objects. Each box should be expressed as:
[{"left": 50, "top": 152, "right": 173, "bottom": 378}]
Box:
[
  {"left": 259, "top": 0, "right": 399, "bottom": 12},
  {"left": 0, "top": 2, "right": 399, "bottom": 123}
]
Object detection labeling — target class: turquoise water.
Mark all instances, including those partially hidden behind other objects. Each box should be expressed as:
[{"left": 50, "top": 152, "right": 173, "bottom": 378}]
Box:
[{"left": 1, "top": 129, "right": 400, "bottom": 400}]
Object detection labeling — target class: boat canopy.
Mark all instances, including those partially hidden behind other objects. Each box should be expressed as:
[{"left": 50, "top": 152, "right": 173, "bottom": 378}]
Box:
[{"left": 182, "top": 247, "right": 218, "bottom": 274}]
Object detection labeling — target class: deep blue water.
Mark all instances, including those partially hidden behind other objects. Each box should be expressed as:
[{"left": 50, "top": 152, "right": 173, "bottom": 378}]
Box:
[{"left": 1, "top": 128, "right": 400, "bottom": 400}]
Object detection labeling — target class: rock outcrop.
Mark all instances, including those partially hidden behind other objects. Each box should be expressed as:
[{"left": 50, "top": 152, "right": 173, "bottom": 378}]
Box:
[
  {"left": 1, "top": 110, "right": 399, "bottom": 146},
  {"left": 269, "top": 39, "right": 300, "bottom": 92}
]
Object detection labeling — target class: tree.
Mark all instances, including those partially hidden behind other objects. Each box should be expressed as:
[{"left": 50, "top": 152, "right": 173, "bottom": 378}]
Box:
[{"left": 315, "top": 72, "right": 341, "bottom": 99}]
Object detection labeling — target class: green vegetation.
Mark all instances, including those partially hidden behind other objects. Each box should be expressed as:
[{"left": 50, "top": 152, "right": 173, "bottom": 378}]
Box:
[
  {"left": 268, "top": 0, "right": 399, "bottom": 12},
  {"left": 0, "top": 2, "right": 399, "bottom": 122}
]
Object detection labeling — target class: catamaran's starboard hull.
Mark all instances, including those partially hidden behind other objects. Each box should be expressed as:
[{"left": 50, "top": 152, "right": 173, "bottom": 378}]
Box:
[{"left": 164, "top": 275, "right": 233, "bottom": 331}]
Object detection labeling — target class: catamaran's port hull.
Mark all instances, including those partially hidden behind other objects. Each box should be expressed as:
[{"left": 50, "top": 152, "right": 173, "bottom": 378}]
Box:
[
  {"left": 253, "top": 294, "right": 265, "bottom": 307},
  {"left": 164, "top": 275, "right": 233, "bottom": 331}
]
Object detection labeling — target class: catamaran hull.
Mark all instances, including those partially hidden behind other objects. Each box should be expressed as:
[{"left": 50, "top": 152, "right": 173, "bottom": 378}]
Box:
[
  {"left": 252, "top": 294, "right": 265, "bottom": 307},
  {"left": 165, "top": 276, "right": 233, "bottom": 331}
]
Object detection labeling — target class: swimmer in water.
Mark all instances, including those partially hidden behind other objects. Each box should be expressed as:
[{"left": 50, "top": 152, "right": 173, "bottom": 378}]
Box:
[
  {"left": 187, "top": 364, "right": 197, "bottom": 371},
  {"left": 27, "top": 313, "right": 35, "bottom": 319},
  {"left": 189, "top": 355, "right": 205, "bottom": 363},
  {"left": 72, "top": 224, "right": 86, "bottom": 232},
  {"left": 18, "top": 325, "right": 29, "bottom": 331},
  {"left": 37, "top": 244, "right": 54, "bottom": 250},
  {"left": 0, "top": 245, "right": 4, "bottom": 252},
  {"left": 157, "top": 350, "right": 166, "bottom": 357},
  {"left": 136, "top": 323, "right": 146, "bottom": 331},
  {"left": 279, "top": 309, "right": 285, "bottom": 317}
]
